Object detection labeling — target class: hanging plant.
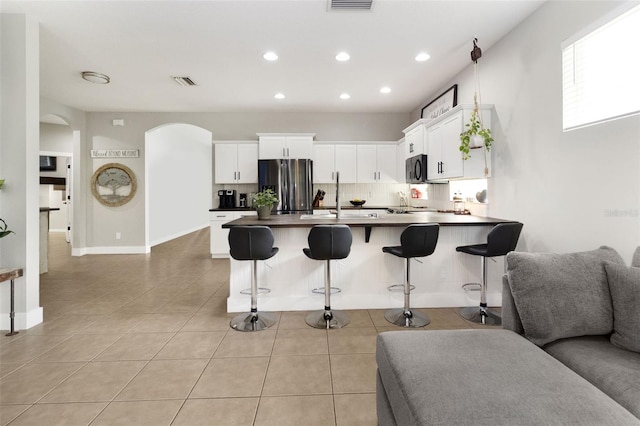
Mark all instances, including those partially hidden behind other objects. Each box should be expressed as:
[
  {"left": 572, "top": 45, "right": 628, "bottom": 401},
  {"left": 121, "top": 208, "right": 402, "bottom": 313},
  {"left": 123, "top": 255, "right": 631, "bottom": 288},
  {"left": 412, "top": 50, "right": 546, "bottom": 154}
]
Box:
[
  {"left": 0, "top": 218, "right": 14, "bottom": 239},
  {"left": 459, "top": 101, "right": 493, "bottom": 160},
  {"left": 459, "top": 38, "right": 491, "bottom": 177}
]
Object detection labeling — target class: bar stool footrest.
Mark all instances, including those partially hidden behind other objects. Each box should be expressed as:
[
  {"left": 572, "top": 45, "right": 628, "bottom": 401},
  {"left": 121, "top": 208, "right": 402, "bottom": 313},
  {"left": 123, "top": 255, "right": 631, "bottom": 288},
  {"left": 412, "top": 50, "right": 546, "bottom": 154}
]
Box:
[
  {"left": 311, "top": 286, "right": 341, "bottom": 295},
  {"left": 387, "top": 284, "right": 415, "bottom": 292},
  {"left": 240, "top": 287, "right": 271, "bottom": 295}
]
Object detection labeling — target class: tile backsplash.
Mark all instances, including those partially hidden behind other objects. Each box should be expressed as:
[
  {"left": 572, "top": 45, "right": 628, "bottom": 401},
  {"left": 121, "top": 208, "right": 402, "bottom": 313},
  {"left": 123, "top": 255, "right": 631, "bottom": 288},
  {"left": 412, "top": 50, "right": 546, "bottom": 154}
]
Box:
[{"left": 213, "top": 180, "right": 488, "bottom": 215}]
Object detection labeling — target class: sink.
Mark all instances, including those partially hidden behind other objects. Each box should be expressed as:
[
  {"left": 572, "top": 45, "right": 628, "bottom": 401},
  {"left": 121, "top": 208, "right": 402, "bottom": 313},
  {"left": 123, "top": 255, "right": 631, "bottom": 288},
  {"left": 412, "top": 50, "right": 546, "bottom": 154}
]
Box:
[
  {"left": 299, "top": 212, "right": 380, "bottom": 220},
  {"left": 300, "top": 214, "right": 336, "bottom": 219}
]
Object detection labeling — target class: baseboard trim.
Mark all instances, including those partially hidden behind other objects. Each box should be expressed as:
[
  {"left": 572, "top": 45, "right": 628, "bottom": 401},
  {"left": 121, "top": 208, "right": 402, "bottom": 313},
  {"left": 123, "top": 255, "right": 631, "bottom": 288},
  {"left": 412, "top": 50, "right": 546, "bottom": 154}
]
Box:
[
  {"left": 149, "top": 224, "right": 209, "bottom": 247},
  {"left": 83, "top": 246, "right": 149, "bottom": 255},
  {"left": 0, "top": 306, "right": 43, "bottom": 331}
]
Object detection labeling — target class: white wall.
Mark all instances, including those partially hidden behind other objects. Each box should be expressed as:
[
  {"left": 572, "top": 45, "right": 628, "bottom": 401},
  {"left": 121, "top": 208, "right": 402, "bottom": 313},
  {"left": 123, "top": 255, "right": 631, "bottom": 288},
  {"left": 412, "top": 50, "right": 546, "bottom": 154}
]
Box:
[
  {"left": 83, "top": 111, "right": 410, "bottom": 250},
  {"left": 146, "top": 124, "right": 212, "bottom": 248},
  {"left": 413, "top": 1, "right": 640, "bottom": 262},
  {"left": 0, "top": 13, "right": 42, "bottom": 330}
]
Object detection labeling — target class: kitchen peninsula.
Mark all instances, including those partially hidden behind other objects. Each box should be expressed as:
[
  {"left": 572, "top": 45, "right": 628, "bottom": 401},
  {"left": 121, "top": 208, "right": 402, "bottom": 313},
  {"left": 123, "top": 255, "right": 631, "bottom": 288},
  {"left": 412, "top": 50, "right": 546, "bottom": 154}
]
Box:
[{"left": 223, "top": 212, "right": 517, "bottom": 312}]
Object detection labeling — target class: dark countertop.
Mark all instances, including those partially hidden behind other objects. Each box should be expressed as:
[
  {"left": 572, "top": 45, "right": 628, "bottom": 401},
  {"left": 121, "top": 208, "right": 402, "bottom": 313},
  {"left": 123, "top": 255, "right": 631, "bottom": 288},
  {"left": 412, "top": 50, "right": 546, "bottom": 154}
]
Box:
[
  {"left": 222, "top": 211, "right": 515, "bottom": 228},
  {"left": 209, "top": 207, "right": 254, "bottom": 212}
]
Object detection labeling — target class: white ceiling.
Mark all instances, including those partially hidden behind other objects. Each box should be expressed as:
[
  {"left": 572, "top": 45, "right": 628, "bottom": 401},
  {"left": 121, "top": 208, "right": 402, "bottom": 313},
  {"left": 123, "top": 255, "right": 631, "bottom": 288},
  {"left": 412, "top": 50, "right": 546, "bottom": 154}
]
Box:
[{"left": 3, "top": 0, "right": 545, "bottom": 113}]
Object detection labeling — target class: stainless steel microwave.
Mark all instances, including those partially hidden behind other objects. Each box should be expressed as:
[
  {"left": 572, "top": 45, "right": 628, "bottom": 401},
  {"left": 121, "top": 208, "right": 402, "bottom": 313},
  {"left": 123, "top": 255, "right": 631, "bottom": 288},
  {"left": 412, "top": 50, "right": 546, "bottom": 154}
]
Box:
[{"left": 406, "top": 154, "right": 428, "bottom": 183}]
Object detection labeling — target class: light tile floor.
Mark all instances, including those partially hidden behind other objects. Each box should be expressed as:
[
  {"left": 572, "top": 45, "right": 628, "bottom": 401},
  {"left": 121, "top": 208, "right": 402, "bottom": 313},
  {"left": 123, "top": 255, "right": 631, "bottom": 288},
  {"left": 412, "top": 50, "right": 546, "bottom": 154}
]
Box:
[{"left": 0, "top": 229, "right": 498, "bottom": 425}]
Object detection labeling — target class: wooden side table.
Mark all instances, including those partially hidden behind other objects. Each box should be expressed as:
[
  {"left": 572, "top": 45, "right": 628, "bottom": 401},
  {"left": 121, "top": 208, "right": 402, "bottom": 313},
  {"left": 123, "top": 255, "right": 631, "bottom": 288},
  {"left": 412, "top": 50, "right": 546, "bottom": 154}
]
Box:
[{"left": 1, "top": 267, "right": 23, "bottom": 336}]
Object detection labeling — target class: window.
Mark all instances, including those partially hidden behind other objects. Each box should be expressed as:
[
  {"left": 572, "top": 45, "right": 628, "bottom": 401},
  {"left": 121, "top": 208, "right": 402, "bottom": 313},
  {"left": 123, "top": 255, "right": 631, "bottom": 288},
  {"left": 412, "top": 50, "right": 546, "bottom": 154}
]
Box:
[{"left": 562, "top": 3, "right": 640, "bottom": 131}]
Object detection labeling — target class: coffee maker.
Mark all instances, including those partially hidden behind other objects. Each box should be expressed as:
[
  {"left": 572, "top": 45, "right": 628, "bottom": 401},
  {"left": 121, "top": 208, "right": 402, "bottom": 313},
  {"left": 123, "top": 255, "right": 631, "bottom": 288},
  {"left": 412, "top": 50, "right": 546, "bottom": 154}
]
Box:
[
  {"left": 238, "top": 193, "right": 248, "bottom": 208},
  {"left": 218, "top": 190, "right": 237, "bottom": 209}
]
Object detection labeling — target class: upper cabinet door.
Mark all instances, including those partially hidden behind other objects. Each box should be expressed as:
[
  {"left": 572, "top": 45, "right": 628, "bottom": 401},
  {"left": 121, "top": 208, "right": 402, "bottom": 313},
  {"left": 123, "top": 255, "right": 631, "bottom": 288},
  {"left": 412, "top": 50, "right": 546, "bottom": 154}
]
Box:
[
  {"left": 356, "top": 145, "right": 378, "bottom": 183},
  {"left": 376, "top": 145, "right": 398, "bottom": 183},
  {"left": 214, "top": 143, "right": 238, "bottom": 184},
  {"left": 439, "top": 112, "right": 464, "bottom": 179},
  {"left": 259, "top": 136, "right": 287, "bottom": 159},
  {"left": 236, "top": 144, "right": 258, "bottom": 183},
  {"left": 285, "top": 136, "right": 313, "bottom": 159},
  {"left": 334, "top": 144, "right": 357, "bottom": 183},
  {"left": 313, "top": 144, "right": 336, "bottom": 183},
  {"left": 258, "top": 135, "right": 314, "bottom": 159}
]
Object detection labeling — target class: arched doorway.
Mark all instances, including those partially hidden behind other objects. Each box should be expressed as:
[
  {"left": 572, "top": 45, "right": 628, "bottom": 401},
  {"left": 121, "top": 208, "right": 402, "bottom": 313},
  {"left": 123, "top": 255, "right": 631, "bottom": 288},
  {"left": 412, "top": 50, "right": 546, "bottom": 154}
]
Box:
[{"left": 144, "top": 123, "right": 212, "bottom": 250}]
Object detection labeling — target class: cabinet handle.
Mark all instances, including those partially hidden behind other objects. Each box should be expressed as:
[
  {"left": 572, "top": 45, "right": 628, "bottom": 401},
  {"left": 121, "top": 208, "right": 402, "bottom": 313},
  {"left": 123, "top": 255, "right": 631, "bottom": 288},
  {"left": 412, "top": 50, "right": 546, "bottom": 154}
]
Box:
[
  {"left": 287, "top": 147, "right": 290, "bottom": 157},
  {"left": 283, "top": 148, "right": 286, "bottom": 157},
  {"left": 237, "top": 171, "right": 240, "bottom": 180},
  {"left": 374, "top": 171, "right": 376, "bottom": 180},
  {"left": 234, "top": 171, "right": 237, "bottom": 180},
  {"left": 331, "top": 171, "right": 334, "bottom": 180}
]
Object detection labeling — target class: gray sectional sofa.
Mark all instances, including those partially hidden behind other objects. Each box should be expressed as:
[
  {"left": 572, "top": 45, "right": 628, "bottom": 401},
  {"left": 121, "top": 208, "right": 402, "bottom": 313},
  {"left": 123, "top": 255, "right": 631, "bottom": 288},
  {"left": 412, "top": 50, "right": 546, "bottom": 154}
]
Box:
[{"left": 376, "top": 246, "right": 640, "bottom": 425}]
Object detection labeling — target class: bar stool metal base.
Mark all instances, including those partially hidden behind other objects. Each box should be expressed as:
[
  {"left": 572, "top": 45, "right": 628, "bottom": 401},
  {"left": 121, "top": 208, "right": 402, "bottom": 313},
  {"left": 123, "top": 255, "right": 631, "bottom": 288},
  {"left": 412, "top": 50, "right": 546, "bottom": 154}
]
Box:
[
  {"left": 305, "top": 310, "right": 350, "bottom": 329},
  {"left": 384, "top": 308, "right": 430, "bottom": 328},
  {"left": 230, "top": 311, "right": 277, "bottom": 332},
  {"left": 459, "top": 306, "right": 502, "bottom": 326}
]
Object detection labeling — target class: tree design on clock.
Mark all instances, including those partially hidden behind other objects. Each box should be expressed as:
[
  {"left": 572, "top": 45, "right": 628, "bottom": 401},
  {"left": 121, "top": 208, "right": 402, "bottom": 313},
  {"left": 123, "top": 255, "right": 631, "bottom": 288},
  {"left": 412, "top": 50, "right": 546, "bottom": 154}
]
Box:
[{"left": 91, "top": 163, "right": 137, "bottom": 207}]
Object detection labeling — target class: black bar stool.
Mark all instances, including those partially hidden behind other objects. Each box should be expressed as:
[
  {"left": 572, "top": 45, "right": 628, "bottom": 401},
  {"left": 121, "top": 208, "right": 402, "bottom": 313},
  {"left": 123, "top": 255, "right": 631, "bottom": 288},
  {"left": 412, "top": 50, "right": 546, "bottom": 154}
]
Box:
[
  {"left": 383, "top": 223, "right": 439, "bottom": 327},
  {"left": 457, "top": 222, "right": 523, "bottom": 325},
  {"left": 228, "top": 226, "right": 279, "bottom": 332},
  {"left": 303, "top": 225, "right": 353, "bottom": 329}
]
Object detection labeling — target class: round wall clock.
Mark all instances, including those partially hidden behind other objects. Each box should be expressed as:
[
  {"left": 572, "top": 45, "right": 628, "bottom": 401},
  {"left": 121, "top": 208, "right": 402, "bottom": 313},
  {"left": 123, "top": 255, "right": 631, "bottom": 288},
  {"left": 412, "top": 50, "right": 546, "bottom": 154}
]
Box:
[{"left": 91, "top": 163, "right": 137, "bottom": 207}]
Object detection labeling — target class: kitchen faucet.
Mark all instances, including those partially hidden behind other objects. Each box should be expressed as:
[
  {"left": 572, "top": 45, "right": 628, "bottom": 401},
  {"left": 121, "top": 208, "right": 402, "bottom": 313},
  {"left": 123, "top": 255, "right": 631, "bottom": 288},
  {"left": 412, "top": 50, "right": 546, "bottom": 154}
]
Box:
[{"left": 336, "top": 171, "right": 341, "bottom": 219}]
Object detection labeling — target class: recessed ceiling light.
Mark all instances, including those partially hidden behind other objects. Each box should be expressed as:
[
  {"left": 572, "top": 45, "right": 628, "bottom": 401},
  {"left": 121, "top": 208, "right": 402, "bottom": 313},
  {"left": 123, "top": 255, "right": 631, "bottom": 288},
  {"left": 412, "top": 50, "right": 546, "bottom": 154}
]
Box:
[
  {"left": 340, "top": 93, "right": 350, "bottom": 100},
  {"left": 81, "top": 71, "right": 110, "bottom": 84},
  {"left": 380, "top": 86, "right": 391, "bottom": 94},
  {"left": 263, "top": 51, "right": 278, "bottom": 61},
  {"left": 415, "top": 52, "right": 431, "bottom": 62},
  {"left": 335, "top": 52, "right": 350, "bottom": 62},
  {"left": 274, "top": 93, "right": 285, "bottom": 99}
]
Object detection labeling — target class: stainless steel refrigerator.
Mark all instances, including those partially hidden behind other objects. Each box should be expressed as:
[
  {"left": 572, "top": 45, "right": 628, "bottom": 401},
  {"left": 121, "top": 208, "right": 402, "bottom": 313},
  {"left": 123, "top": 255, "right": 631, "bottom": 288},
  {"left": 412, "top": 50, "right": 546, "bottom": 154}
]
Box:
[{"left": 258, "top": 159, "right": 313, "bottom": 214}]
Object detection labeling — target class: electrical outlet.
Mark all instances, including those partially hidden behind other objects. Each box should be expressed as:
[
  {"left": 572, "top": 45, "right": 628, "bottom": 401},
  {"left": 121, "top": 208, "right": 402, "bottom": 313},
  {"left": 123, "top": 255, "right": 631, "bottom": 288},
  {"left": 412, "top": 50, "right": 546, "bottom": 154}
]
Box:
[{"left": 115, "top": 232, "right": 121, "bottom": 240}]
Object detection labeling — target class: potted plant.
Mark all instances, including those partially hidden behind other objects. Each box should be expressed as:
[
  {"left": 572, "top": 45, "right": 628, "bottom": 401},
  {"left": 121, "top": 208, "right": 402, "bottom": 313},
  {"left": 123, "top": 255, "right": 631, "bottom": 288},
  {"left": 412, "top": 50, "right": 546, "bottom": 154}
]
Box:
[
  {"left": 459, "top": 105, "right": 493, "bottom": 160},
  {"left": 252, "top": 189, "right": 278, "bottom": 219},
  {"left": 0, "top": 218, "right": 14, "bottom": 239}
]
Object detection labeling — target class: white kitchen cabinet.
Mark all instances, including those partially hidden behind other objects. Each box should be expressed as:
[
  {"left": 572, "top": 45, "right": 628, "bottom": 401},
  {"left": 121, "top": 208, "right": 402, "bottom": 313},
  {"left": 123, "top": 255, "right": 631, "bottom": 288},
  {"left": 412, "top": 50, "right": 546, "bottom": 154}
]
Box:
[
  {"left": 214, "top": 142, "right": 258, "bottom": 184},
  {"left": 356, "top": 144, "right": 397, "bottom": 183},
  {"left": 427, "top": 112, "right": 464, "bottom": 180},
  {"left": 403, "top": 125, "right": 425, "bottom": 158},
  {"left": 424, "top": 105, "right": 493, "bottom": 181},
  {"left": 313, "top": 144, "right": 357, "bottom": 183},
  {"left": 257, "top": 134, "right": 314, "bottom": 159},
  {"left": 396, "top": 139, "right": 407, "bottom": 183},
  {"left": 210, "top": 210, "right": 257, "bottom": 258}
]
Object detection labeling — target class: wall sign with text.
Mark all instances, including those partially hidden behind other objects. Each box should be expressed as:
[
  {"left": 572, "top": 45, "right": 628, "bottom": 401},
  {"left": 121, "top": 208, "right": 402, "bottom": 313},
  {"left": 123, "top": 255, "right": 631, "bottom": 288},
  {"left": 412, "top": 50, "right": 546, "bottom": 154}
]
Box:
[{"left": 420, "top": 84, "right": 458, "bottom": 124}]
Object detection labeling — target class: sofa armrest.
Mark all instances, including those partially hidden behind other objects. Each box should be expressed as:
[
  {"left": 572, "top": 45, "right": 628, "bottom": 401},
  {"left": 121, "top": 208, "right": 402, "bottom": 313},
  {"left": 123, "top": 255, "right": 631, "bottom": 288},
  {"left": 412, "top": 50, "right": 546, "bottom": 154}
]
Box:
[{"left": 501, "top": 274, "right": 524, "bottom": 334}]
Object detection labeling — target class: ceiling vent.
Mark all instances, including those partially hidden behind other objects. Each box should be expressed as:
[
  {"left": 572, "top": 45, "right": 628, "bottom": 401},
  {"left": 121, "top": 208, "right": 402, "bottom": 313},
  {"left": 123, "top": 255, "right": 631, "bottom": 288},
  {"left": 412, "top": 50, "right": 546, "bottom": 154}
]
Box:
[
  {"left": 328, "top": 0, "right": 373, "bottom": 11},
  {"left": 172, "top": 76, "right": 197, "bottom": 86}
]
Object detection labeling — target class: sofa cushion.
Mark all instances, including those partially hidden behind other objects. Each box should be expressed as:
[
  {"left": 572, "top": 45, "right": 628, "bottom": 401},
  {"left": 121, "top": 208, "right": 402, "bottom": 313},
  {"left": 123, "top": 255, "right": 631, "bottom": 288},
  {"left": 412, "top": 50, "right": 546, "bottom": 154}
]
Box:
[
  {"left": 376, "top": 330, "right": 640, "bottom": 425},
  {"left": 604, "top": 262, "right": 640, "bottom": 353},
  {"left": 633, "top": 246, "right": 640, "bottom": 267},
  {"left": 544, "top": 335, "right": 640, "bottom": 418},
  {"left": 506, "top": 246, "right": 624, "bottom": 346}
]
